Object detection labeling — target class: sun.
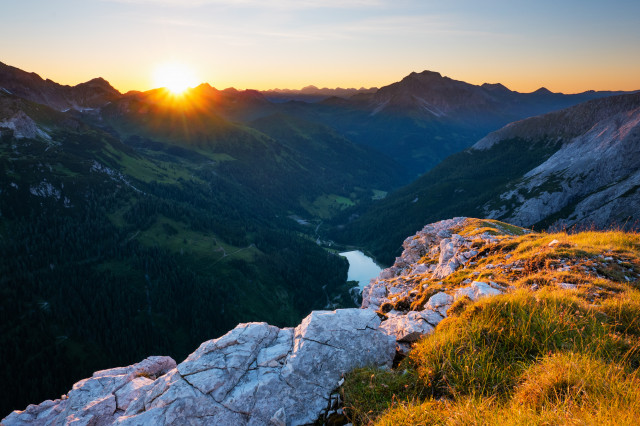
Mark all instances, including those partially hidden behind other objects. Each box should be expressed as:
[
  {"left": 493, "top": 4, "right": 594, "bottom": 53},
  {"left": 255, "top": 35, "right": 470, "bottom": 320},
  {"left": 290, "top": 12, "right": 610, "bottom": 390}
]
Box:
[{"left": 153, "top": 63, "right": 198, "bottom": 95}]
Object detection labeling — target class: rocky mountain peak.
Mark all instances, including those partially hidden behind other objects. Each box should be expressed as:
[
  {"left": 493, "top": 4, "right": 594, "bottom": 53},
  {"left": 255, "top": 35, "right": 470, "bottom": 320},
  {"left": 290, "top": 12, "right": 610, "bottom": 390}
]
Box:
[
  {"left": 77, "top": 77, "right": 117, "bottom": 91},
  {"left": 368, "top": 70, "right": 502, "bottom": 118},
  {"left": 532, "top": 86, "right": 554, "bottom": 95},
  {"left": 0, "top": 62, "right": 121, "bottom": 111},
  {"left": 481, "top": 82, "right": 510, "bottom": 92},
  {"left": 404, "top": 70, "right": 444, "bottom": 81}
]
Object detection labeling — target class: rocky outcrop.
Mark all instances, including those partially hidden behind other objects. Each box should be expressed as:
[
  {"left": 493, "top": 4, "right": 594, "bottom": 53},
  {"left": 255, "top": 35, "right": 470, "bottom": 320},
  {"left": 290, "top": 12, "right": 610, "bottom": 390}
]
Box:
[
  {"left": 362, "top": 217, "right": 501, "bottom": 311},
  {"left": 0, "top": 110, "right": 50, "bottom": 139},
  {"left": 3, "top": 309, "right": 394, "bottom": 425},
  {"left": 2, "top": 356, "right": 176, "bottom": 425},
  {"left": 362, "top": 218, "right": 519, "bottom": 352}
]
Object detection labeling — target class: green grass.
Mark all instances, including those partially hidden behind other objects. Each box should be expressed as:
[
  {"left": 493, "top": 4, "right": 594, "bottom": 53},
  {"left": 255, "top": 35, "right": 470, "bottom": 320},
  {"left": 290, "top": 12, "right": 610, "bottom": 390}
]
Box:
[
  {"left": 135, "top": 215, "right": 259, "bottom": 269},
  {"left": 345, "top": 290, "right": 640, "bottom": 425},
  {"left": 372, "top": 189, "right": 388, "bottom": 200},
  {"left": 101, "top": 143, "right": 203, "bottom": 184},
  {"left": 300, "top": 193, "right": 357, "bottom": 219},
  {"left": 374, "top": 352, "right": 640, "bottom": 425},
  {"left": 341, "top": 367, "right": 427, "bottom": 425}
]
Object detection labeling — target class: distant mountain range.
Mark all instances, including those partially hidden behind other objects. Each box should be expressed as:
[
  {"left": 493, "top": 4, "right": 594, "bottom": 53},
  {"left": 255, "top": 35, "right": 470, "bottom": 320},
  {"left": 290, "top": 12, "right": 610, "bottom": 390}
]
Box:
[
  {"left": 335, "top": 92, "right": 640, "bottom": 264},
  {"left": 3, "top": 61, "right": 633, "bottom": 176},
  {"left": 349, "top": 70, "right": 628, "bottom": 123},
  {"left": 261, "top": 85, "right": 377, "bottom": 103}
]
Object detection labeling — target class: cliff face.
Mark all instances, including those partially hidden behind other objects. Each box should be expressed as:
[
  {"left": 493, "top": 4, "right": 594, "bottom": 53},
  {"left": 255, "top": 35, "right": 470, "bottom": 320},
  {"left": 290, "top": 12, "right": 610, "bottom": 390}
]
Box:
[
  {"left": 6, "top": 217, "right": 639, "bottom": 425},
  {"left": 477, "top": 93, "right": 640, "bottom": 228}
]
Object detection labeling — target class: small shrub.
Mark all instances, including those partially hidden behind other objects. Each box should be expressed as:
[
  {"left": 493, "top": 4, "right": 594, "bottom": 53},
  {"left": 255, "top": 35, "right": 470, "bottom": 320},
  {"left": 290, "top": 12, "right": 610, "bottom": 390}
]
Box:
[
  {"left": 379, "top": 302, "right": 394, "bottom": 314},
  {"left": 394, "top": 297, "right": 411, "bottom": 312}
]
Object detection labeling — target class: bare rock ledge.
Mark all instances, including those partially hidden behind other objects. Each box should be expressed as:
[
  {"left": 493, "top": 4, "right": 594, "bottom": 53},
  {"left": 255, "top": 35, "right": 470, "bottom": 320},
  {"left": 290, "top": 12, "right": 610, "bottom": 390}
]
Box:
[{"left": 3, "top": 309, "right": 395, "bottom": 425}]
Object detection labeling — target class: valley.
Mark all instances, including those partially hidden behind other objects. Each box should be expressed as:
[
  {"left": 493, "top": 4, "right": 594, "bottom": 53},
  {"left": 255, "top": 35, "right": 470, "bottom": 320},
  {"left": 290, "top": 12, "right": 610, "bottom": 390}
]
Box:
[
  {"left": 0, "top": 60, "right": 639, "bottom": 419},
  {"left": 335, "top": 92, "right": 640, "bottom": 265}
]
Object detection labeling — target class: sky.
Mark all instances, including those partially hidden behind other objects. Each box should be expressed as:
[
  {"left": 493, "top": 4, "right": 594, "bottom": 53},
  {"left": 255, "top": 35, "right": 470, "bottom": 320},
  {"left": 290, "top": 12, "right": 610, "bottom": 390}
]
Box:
[{"left": 2, "top": 0, "right": 639, "bottom": 93}]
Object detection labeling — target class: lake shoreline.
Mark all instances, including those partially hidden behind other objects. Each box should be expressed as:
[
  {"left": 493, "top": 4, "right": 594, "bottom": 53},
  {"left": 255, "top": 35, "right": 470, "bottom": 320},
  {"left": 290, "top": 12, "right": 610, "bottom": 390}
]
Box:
[{"left": 338, "top": 250, "right": 383, "bottom": 290}]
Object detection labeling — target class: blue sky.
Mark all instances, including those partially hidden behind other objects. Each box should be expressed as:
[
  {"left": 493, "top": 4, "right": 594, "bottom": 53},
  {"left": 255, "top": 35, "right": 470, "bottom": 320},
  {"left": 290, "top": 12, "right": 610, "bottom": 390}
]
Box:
[{"left": 2, "top": 0, "right": 639, "bottom": 92}]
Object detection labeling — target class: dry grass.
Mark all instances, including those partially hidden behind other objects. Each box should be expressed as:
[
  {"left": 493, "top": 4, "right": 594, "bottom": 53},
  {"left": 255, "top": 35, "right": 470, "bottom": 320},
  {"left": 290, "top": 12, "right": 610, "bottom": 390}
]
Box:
[{"left": 344, "top": 223, "right": 640, "bottom": 425}]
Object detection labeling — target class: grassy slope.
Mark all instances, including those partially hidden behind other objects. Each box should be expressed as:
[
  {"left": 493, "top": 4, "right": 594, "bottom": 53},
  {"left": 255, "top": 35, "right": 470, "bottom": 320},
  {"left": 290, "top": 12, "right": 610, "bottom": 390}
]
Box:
[
  {"left": 332, "top": 137, "right": 563, "bottom": 265},
  {"left": 99, "top": 96, "right": 405, "bottom": 219},
  {"left": 342, "top": 220, "right": 640, "bottom": 425}
]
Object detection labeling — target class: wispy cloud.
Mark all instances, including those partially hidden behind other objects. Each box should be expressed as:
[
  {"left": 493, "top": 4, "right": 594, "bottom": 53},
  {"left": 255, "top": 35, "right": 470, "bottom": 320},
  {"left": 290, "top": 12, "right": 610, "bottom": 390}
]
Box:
[
  {"left": 231, "top": 14, "right": 500, "bottom": 43},
  {"left": 338, "top": 15, "right": 500, "bottom": 37},
  {"left": 132, "top": 12, "right": 499, "bottom": 45},
  {"left": 102, "top": 0, "right": 383, "bottom": 9}
]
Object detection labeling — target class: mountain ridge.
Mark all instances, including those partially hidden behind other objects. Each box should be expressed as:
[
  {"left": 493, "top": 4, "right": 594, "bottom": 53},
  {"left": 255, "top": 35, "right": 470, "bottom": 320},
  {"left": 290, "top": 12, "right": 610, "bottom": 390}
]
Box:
[
  {"left": 0, "top": 61, "right": 120, "bottom": 111},
  {"left": 3, "top": 60, "right": 635, "bottom": 176},
  {"left": 334, "top": 92, "right": 640, "bottom": 264}
]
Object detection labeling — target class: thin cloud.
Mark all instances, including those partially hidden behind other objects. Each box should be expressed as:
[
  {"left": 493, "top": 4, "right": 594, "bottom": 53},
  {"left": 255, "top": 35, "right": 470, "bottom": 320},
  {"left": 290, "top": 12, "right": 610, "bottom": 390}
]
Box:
[
  {"left": 102, "top": 0, "right": 383, "bottom": 9},
  {"left": 339, "top": 15, "right": 501, "bottom": 38},
  {"left": 240, "top": 15, "right": 501, "bottom": 42}
]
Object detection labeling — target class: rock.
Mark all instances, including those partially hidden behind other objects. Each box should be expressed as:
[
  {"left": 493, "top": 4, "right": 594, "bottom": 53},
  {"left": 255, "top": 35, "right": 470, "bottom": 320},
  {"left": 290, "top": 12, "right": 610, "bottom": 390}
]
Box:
[
  {"left": 361, "top": 280, "right": 389, "bottom": 310},
  {"left": 433, "top": 236, "right": 465, "bottom": 278},
  {"left": 396, "top": 342, "right": 413, "bottom": 356},
  {"left": 4, "top": 310, "right": 394, "bottom": 426},
  {"left": 177, "top": 322, "right": 280, "bottom": 400},
  {"left": 558, "top": 282, "right": 577, "bottom": 290},
  {"left": 3, "top": 356, "right": 176, "bottom": 426},
  {"left": 380, "top": 311, "right": 436, "bottom": 342},
  {"left": 426, "top": 292, "right": 454, "bottom": 316},
  {"left": 115, "top": 377, "right": 154, "bottom": 412},
  {"left": 548, "top": 239, "right": 560, "bottom": 246},
  {"left": 362, "top": 218, "right": 469, "bottom": 310},
  {"left": 455, "top": 281, "right": 503, "bottom": 302},
  {"left": 412, "top": 264, "right": 429, "bottom": 274},
  {"left": 0, "top": 110, "right": 49, "bottom": 139},
  {"left": 270, "top": 407, "right": 286, "bottom": 426}
]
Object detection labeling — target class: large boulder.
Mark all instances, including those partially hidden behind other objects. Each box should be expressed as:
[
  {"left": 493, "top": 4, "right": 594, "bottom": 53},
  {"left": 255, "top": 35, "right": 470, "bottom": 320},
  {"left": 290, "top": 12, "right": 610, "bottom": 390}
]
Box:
[
  {"left": 3, "top": 309, "right": 395, "bottom": 426},
  {"left": 380, "top": 310, "right": 443, "bottom": 342}
]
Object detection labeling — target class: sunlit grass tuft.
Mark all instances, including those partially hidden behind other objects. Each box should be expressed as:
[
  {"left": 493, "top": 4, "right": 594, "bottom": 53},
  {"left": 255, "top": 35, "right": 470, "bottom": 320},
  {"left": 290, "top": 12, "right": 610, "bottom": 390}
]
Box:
[{"left": 343, "top": 223, "right": 640, "bottom": 425}]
